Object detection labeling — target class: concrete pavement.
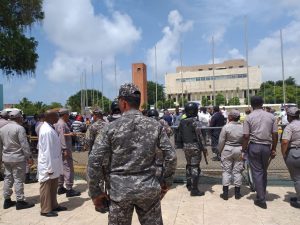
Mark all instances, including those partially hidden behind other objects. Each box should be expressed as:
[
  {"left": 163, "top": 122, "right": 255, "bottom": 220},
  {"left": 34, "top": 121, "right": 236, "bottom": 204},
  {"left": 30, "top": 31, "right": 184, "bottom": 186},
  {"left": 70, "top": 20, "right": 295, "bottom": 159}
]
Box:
[{"left": 1, "top": 179, "right": 299, "bottom": 225}]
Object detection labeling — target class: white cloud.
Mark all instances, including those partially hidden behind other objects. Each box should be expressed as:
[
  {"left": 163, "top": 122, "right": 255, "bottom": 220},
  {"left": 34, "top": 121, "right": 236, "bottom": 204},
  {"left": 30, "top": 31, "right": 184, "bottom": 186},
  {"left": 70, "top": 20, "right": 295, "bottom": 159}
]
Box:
[
  {"left": 43, "top": 0, "right": 141, "bottom": 83},
  {"left": 146, "top": 10, "right": 193, "bottom": 81},
  {"left": 250, "top": 20, "right": 300, "bottom": 82}
]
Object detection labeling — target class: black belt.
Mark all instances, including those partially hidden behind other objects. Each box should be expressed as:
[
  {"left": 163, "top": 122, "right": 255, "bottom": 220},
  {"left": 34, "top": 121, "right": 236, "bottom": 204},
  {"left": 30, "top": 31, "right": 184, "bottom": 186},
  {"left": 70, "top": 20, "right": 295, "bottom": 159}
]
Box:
[{"left": 225, "top": 144, "right": 242, "bottom": 147}]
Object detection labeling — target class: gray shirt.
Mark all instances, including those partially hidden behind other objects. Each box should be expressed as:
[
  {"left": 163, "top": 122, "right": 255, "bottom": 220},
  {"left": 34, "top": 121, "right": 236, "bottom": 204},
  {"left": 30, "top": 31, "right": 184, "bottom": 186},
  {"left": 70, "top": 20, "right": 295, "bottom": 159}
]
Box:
[
  {"left": 243, "top": 109, "right": 278, "bottom": 145},
  {"left": 0, "top": 121, "right": 31, "bottom": 162},
  {"left": 55, "top": 118, "right": 72, "bottom": 151},
  {"left": 282, "top": 119, "right": 300, "bottom": 148},
  {"left": 218, "top": 121, "right": 243, "bottom": 151}
]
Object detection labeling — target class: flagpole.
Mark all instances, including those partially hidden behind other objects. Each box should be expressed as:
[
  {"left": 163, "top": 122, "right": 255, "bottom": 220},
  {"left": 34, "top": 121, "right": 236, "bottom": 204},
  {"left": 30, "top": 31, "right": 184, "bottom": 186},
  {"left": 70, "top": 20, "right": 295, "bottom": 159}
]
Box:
[
  {"left": 180, "top": 43, "right": 184, "bottom": 108},
  {"left": 101, "top": 60, "right": 104, "bottom": 110},
  {"left": 244, "top": 16, "right": 250, "bottom": 106},
  {"left": 155, "top": 45, "right": 158, "bottom": 109},
  {"left": 280, "top": 29, "right": 286, "bottom": 105},
  {"left": 212, "top": 36, "right": 216, "bottom": 106}
]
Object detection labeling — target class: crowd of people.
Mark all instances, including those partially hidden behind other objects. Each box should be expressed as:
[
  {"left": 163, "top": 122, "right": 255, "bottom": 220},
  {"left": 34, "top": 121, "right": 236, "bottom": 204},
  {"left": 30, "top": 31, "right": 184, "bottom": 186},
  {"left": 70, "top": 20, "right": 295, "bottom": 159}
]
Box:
[{"left": 0, "top": 83, "right": 299, "bottom": 224}]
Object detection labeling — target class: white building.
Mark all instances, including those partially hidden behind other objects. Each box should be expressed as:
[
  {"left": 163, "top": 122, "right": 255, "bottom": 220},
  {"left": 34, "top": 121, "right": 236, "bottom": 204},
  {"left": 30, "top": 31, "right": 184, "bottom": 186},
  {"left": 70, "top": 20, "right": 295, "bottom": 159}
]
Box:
[{"left": 165, "top": 59, "right": 262, "bottom": 105}]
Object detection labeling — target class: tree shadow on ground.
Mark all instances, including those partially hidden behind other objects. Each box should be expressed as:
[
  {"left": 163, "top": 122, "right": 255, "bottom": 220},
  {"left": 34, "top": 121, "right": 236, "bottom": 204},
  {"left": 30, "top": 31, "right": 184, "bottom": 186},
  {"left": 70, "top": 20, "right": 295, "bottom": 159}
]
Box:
[
  {"left": 283, "top": 191, "right": 296, "bottom": 203},
  {"left": 246, "top": 192, "right": 280, "bottom": 201},
  {"left": 73, "top": 183, "right": 88, "bottom": 193},
  {"left": 26, "top": 194, "right": 40, "bottom": 204},
  {"left": 59, "top": 197, "right": 90, "bottom": 211}
]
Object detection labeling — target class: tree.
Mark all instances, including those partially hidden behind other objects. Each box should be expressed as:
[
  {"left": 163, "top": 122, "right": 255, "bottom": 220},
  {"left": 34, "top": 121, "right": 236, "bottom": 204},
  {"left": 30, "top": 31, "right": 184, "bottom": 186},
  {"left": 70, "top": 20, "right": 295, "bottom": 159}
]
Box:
[
  {"left": 66, "top": 89, "right": 111, "bottom": 113},
  {"left": 47, "top": 102, "right": 63, "bottom": 109},
  {"left": 201, "top": 96, "right": 211, "bottom": 106},
  {"left": 147, "top": 81, "right": 165, "bottom": 106},
  {"left": 215, "top": 93, "right": 226, "bottom": 106},
  {"left": 228, "top": 97, "right": 240, "bottom": 105},
  {"left": 0, "top": 0, "right": 44, "bottom": 76},
  {"left": 177, "top": 97, "right": 188, "bottom": 107}
]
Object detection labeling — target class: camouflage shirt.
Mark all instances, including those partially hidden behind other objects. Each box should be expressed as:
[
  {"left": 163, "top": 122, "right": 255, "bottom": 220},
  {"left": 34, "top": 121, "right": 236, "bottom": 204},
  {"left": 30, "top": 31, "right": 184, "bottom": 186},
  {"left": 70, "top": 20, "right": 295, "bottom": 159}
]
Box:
[
  {"left": 176, "top": 117, "right": 204, "bottom": 150},
  {"left": 84, "top": 119, "right": 108, "bottom": 154},
  {"left": 88, "top": 109, "right": 177, "bottom": 201}
]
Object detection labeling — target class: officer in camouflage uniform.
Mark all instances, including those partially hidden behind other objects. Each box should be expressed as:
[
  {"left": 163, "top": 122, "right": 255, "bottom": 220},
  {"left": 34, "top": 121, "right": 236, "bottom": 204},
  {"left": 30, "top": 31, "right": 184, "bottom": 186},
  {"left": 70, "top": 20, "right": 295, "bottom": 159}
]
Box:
[
  {"left": 84, "top": 108, "right": 107, "bottom": 155},
  {"left": 88, "top": 83, "right": 177, "bottom": 225},
  {"left": 147, "top": 109, "right": 173, "bottom": 182},
  {"left": 107, "top": 101, "right": 121, "bottom": 122},
  {"left": 176, "top": 102, "right": 207, "bottom": 196},
  {"left": 218, "top": 110, "right": 244, "bottom": 200}
]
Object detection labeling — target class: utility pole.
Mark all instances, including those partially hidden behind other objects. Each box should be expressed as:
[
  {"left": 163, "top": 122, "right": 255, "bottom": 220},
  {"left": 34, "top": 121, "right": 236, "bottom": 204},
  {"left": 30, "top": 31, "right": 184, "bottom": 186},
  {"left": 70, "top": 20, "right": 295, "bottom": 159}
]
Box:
[{"left": 101, "top": 60, "right": 104, "bottom": 110}]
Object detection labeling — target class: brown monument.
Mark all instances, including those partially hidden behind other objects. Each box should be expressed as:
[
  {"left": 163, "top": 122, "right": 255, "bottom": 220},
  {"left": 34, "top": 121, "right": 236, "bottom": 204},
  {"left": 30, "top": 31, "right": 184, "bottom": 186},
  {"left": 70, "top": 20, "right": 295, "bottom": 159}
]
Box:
[{"left": 132, "top": 63, "right": 148, "bottom": 109}]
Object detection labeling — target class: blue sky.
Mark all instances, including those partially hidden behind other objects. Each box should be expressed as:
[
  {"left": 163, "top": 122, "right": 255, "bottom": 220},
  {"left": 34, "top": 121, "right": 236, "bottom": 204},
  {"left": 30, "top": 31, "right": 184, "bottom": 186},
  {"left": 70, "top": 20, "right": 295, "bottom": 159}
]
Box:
[{"left": 2, "top": 0, "right": 300, "bottom": 105}]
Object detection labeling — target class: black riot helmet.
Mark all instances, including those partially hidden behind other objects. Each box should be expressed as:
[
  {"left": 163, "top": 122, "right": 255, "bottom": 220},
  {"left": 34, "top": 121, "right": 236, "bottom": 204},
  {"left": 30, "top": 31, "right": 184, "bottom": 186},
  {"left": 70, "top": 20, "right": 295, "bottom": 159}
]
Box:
[
  {"left": 147, "top": 109, "right": 159, "bottom": 119},
  {"left": 111, "top": 100, "right": 121, "bottom": 114},
  {"left": 185, "top": 102, "right": 198, "bottom": 118}
]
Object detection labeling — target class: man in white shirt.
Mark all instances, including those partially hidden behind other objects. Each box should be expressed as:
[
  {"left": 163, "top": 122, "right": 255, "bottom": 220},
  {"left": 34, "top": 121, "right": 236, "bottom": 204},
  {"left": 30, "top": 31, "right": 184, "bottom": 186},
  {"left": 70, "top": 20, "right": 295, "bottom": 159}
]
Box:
[{"left": 38, "top": 110, "right": 67, "bottom": 217}]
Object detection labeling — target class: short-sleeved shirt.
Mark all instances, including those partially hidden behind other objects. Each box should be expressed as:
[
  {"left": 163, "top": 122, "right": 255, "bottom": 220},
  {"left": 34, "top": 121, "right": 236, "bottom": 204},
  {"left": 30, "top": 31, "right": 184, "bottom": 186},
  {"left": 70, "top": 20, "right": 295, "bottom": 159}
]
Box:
[
  {"left": 282, "top": 120, "right": 300, "bottom": 148},
  {"left": 218, "top": 121, "right": 243, "bottom": 151},
  {"left": 243, "top": 109, "right": 278, "bottom": 145}
]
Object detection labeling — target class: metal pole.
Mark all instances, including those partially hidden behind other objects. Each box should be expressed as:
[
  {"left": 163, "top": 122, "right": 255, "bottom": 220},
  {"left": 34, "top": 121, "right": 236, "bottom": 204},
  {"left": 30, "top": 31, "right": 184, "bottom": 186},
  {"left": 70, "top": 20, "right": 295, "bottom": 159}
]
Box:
[
  {"left": 101, "top": 60, "right": 104, "bottom": 110},
  {"left": 91, "top": 64, "right": 94, "bottom": 106},
  {"left": 274, "top": 83, "right": 276, "bottom": 104},
  {"left": 85, "top": 70, "right": 88, "bottom": 108},
  {"left": 263, "top": 82, "right": 266, "bottom": 103},
  {"left": 80, "top": 73, "right": 83, "bottom": 114},
  {"left": 280, "top": 29, "right": 286, "bottom": 105},
  {"left": 212, "top": 36, "right": 216, "bottom": 105},
  {"left": 180, "top": 43, "right": 184, "bottom": 107},
  {"left": 114, "top": 58, "right": 117, "bottom": 98},
  {"left": 244, "top": 16, "right": 250, "bottom": 106},
  {"left": 155, "top": 45, "right": 158, "bottom": 109}
]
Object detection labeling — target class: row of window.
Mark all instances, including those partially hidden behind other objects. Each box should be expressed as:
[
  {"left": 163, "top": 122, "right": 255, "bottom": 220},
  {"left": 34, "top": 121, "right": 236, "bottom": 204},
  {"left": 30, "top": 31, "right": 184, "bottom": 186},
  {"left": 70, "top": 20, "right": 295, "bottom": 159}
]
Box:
[{"left": 176, "top": 73, "right": 247, "bottom": 83}]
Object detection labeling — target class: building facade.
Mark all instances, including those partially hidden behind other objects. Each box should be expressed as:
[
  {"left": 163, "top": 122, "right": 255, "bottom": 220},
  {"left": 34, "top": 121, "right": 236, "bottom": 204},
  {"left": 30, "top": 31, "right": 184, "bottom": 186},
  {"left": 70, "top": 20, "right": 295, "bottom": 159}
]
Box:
[{"left": 165, "top": 59, "right": 262, "bottom": 105}]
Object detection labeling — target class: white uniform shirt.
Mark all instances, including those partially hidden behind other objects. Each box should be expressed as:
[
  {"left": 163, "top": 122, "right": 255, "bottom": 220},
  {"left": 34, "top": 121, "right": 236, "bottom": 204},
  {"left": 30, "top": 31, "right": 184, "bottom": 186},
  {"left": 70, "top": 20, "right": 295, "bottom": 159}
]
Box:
[{"left": 38, "top": 122, "right": 63, "bottom": 182}]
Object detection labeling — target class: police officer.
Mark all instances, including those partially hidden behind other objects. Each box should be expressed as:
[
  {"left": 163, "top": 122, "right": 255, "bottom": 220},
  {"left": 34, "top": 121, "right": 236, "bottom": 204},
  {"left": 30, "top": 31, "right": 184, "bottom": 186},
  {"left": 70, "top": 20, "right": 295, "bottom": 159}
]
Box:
[
  {"left": 176, "top": 102, "right": 206, "bottom": 196},
  {"left": 148, "top": 109, "right": 173, "bottom": 182},
  {"left": 107, "top": 100, "right": 121, "bottom": 122},
  {"left": 281, "top": 107, "right": 300, "bottom": 208},
  {"left": 0, "top": 110, "right": 9, "bottom": 181},
  {"left": 0, "top": 110, "right": 35, "bottom": 210},
  {"left": 210, "top": 106, "right": 225, "bottom": 161},
  {"left": 242, "top": 96, "right": 278, "bottom": 209},
  {"left": 88, "top": 83, "right": 177, "bottom": 225},
  {"left": 218, "top": 110, "right": 244, "bottom": 200},
  {"left": 84, "top": 108, "right": 107, "bottom": 155},
  {"left": 55, "top": 109, "right": 81, "bottom": 197}
]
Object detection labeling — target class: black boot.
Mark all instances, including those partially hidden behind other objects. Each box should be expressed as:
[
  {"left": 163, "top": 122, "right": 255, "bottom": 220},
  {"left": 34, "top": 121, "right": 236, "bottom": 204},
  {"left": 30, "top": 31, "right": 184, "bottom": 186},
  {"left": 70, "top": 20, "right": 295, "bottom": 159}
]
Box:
[
  {"left": 186, "top": 165, "right": 192, "bottom": 191},
  {"left": 3, "top": 198, "right": 16, "bottom": 209},
  {"left": 16, "top": 201, "right": 35, "bottom": 210},
  {"left": 190, "top": 172, "right": 204, "bottom": 197},
  {"left": 57, "top": 186, "right": 67, "bottom": 195},
  {"left": 220, "top": 186, "right": 228, "bottom": 200},
  {"left": 235, "top": 186, "right": 242, "bottom": 200}
]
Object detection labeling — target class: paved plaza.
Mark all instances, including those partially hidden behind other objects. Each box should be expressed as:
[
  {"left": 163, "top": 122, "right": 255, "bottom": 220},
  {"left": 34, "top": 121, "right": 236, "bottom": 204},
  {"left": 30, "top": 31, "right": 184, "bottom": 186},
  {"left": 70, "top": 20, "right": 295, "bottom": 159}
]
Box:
[{"left": 1, "top": 178, "right": 299, "bottom": 225}]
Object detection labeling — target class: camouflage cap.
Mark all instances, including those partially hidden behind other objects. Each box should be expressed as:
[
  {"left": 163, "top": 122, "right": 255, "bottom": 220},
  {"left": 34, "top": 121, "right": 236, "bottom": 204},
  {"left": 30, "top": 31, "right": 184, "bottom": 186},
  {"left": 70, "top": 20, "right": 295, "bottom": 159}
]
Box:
[
  {"left": 118, "top": 83, "right": 140, "bottom": 98},
  {"left": 9, "top": 110, "right": 22, "bottom": 119},
  {"left": 228, "top": 109, "right": 240, "bottom": 118},
  {"left": 287, "top": 107, "right": 300, "bottom": 117},
  {"left": 58, "top": 108, "right": 70, "bottom": 116},
  {"left": 92, "top": 107, "right": 103, "bottom": 115}
]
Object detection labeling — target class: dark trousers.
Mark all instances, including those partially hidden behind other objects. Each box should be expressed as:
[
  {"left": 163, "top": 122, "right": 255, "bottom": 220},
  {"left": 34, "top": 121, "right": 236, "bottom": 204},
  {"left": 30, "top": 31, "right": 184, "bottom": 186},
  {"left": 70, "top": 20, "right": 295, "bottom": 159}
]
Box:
[
  {"left": 248, "top": 143, "right": 271, "bottom": 203},
  {"left": 285, "top": 148, "right": 300, "bottom": 199}
]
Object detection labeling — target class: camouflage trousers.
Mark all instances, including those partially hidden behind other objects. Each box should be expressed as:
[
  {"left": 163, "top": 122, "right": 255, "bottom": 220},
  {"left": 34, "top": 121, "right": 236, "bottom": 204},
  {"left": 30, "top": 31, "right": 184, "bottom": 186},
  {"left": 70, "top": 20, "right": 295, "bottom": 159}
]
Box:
[
  {"left": 109, "top": 196, "right": 163, "bottom": 225},
  {"left": 183, "top": 148, "right": 201, "bottom": 190}
]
